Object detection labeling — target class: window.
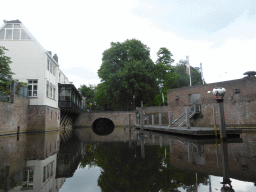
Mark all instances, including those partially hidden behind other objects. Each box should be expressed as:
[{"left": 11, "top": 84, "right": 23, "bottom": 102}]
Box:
[
  {"left": 0, "top": 23, "right": 31, "bottom": 40},
  {"left": 47, "top": 59, "right": 50, "bottom": 71},
  {"left": 22, "top": 167, "right": 34, "bottom": 190},
  {"left": 52, "top": 64, "right": 55, "bottom": 75},
  {"left": 47, "top": 164, "right": 50, "bottom": 179},
  {"left": 47, "top": 82, "right": 55, "bottom": 100},
  {"left": 43, "top": 166, "right": 46, "bottom": 182},
  {"left": 51, "top": 162, "right": 54, "bottom": 176},
  {"left": 53, "top": 87, "right": 55, "bottom": 100},
  {"left": 46, "top": 81, "right": 49, "bottom": 97},
  {"left": 50, "top": 85, "right": 53, "bottom": 98},
  {"left": 50, "top": 62, "right": 53, "bottom": 73},
  {"left": 28, "top": 80, "right": 38, "bottom": 97}
]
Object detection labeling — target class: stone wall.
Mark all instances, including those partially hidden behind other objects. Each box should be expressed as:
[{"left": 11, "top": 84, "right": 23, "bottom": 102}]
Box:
[
  {"left": 167, "top": 77, "right": 256, "bottom": 127},
  {"left": 0, "top": 95, "right": 29, "bottom": 135},
  {"left": 138, "top": 106, "right": 168, "bottom": 113},
  {"left": 74, "top": 111, "right": 136, "bottom": 128},
  {"left": 0, "top": 96, "right": 60, "bottom": 135},
  {"left": 27, "top": 105, "right": 60, "bottom": 132}
]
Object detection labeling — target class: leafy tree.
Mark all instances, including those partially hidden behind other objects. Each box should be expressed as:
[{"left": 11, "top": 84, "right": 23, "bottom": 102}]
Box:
[
  {"left": 0, "top": 46, "right": 14, "bottom": 80},
  {"left": 94, "top": 82, "right": 110, "bottom": 110},
  {"left": 156, "top": 47, "right": 174, "bottom": 65},
  {"left": 79, "top": 84, "right": 97, "bottom": 110},
  {"left": 0, "top": 46, "right": 14, "bottom": 93},
  {"left": 173, "top": 60, "right": 204, "bottom": 88},
  {"left": 154, "top": 47, "right": 177, "bottom": 106},
  {"left": 97, "top": 39, "right": 158, "bottom": 108}
]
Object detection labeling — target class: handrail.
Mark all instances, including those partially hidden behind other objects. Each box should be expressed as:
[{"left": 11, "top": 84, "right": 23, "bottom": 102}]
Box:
[{"left": 175, "top": 103, "right": 201, "bottom": 127}]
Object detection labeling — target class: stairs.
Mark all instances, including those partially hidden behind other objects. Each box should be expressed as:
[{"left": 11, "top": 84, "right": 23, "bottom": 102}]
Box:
[{"left": 172, "top": 104, "right": 201, "bottom": 127}]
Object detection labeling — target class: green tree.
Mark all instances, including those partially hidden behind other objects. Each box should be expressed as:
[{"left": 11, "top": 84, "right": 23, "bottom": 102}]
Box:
[
  {"left": 97, "top": 39, "right": 158, "bottom": 108},
  {"left": 154, "top": 47, "right": 176, "bottom": 106},
  {"left": 173, "top": 60, "right": 204, "bottom": 88},
  {"left": 94, "top": 82, "right": 110, "bottom": 110},
  {"left": 79, "top": 84, "right": 97, "bottom": 110},
  {"left": 0, "top": 46, "right": 14, "bottom": 80},
  {"left": 156, "top": 47, "right": 174, "bottom": 65}
]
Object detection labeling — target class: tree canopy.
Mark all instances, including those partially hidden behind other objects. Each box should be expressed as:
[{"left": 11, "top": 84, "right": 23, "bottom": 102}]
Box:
[
  {"left": 96, "top": 39, "right": 158, "bottom": 108},
  {"left": 154, "top": 47, "right": 176, "bottom": 106},
  {"left": 156, "top": 47, "right": 174, "bottom": 65},
  {"left": 80, "top": 41, "right": 205, "bottom": 109},
  {"left": 173, "top": 60, "right": 204, "bottom": 88},
  {"left": 79, "top": 84, "right": 97, "bottom": 110},
  {"left": 0, "top": 46, "right": 14, "bottom": 81}
]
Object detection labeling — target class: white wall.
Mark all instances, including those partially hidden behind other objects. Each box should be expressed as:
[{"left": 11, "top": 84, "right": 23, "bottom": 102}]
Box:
[
  {"left": 1, "top": 32, "right": 73, "bottom": 109},
  {"left": 0, "top": 40, "right": 47, "bottom": 106},
  {"left": 0, "top": 40, "right": 72, "bottom": 109},
  {"left": 26, "top": 153, "right": 57, "bottom": 192},
  {"left": 44, "top": 55, "right": 59, "bottom": 108}
]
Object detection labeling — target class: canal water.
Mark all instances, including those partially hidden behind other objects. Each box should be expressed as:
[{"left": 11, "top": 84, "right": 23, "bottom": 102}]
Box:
[{"left": 1, "top": 127, "right": 256, "bottom": 192}]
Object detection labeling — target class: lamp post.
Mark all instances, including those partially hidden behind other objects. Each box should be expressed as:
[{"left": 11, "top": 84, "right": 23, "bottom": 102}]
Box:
[{"left": 213, "top": 87, "right": 227, "bottom": 139}]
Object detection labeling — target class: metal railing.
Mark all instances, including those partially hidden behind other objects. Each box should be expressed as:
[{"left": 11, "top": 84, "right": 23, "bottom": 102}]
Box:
[
  {"left": 85, "top": 106, "right": 135, "bottom": 113},
  {"left": 0, "top": 81, "right": 28, "bottom": 103},
  {"left": 175, "top": 104, "right": 201, "bottom": 127}
]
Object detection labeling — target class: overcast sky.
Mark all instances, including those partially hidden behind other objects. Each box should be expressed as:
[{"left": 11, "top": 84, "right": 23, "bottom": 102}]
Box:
[{"left": 1, "top": 0, "right": 256, "bottom": 88}]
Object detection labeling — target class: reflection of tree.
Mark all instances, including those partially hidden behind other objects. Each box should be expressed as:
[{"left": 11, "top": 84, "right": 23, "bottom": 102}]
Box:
[
  {"left": 80, "top": 144, "right": 98, "bottom": 168},
  {"left": 80, "top": 142, "right": 209, "bottom": 191}
]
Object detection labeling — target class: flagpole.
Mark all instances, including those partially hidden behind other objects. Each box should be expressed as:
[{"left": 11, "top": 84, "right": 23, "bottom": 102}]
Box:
[
  {"left": 200, "top": 62, "right": 204, "bottom": 84},
  {"left": 186, "top": 56, "right": 192, "bottom": 86}
]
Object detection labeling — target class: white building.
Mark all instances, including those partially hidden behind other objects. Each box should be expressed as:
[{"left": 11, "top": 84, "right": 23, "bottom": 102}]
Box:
[{"left": 0, "top": 20, "right": 84, "bottom": 131}]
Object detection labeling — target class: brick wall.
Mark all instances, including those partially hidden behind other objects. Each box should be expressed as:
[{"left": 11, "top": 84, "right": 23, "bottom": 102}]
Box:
[
  {"left": 0, "top": 95, "right": 29, "bottom": 135},
  {"left": 27, "top": 105, "right": 60, "bottom": 132},
  {"left": 167, "top": 77, "right": 256, "bottom": 127},
  {"left": 74, "top": 111, "right": 136, "bottom": 128},
  {"left": 45, "top": 106, "right": 60, "bottom": 131},
  {"left": 138, "top": 106, "right": 168, "bottom": 113}
]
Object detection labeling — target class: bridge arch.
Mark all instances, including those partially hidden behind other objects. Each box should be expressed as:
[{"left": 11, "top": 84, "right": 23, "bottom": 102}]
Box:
[
  {"left": 92, "top": 118, "right": 115, "bottom": 135},
  {"left": 73, "top": 112, "right": 136, "bottom": 128}
]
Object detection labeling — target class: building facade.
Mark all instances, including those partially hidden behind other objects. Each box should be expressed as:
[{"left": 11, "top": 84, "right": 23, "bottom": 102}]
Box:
[
  {"left": 0, "top": 20, "right": 85, "bottom": 131},
  {"left": 167, "top": 75, "right": 256, "bottom": 127}
]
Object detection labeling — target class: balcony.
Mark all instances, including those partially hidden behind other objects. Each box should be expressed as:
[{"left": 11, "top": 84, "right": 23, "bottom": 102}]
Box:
[{"left": 58, "top": 83, "right": 85, "bottom": 113}]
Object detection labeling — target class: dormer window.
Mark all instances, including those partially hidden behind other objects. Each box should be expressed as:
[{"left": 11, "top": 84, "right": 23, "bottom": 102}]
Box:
[{"left": 0, "top": 23, "right": 31, "bottom": 40}]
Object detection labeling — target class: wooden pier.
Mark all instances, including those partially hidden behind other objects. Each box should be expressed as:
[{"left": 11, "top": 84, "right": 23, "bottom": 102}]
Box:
[
  {"left": 134, "top": 125, "right": 242, "bottom": 137},
  {"left": 134, "top": 129, "right": 243, "bottom": 144}
]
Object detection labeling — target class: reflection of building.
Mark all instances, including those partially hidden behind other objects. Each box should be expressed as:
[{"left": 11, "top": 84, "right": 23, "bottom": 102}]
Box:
[
  {"left": 56, "top": 130, "right": 86, "bottom": 178},
  {"left": 0, "top": 20, "right": 86, "bottom": 131},
  {"left": 0, "top": 131, "right": 67, "bottom": 191}
]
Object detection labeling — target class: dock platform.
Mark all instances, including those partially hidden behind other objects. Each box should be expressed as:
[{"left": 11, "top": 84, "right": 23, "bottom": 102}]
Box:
[{"left": 134, "top": 125, "right": 242, "bottom": 137}]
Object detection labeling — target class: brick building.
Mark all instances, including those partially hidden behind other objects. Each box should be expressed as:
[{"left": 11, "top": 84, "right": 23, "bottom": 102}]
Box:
[{"left": 167, "top": 74, "right": 256, "bottom": 127}]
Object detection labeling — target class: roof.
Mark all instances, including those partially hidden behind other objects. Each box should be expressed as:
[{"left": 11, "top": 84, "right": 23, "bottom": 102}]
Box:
[
  {"left": 3, "top": 19, "right": 21, "bottom": 23},
  {"left": 0, "top": 19, "right": 60, "bottom": 67}
]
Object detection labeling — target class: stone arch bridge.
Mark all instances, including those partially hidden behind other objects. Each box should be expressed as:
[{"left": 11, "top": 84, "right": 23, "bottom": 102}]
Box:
[{"left": 73, "top": 111, "right": 136, "bottom": 128}]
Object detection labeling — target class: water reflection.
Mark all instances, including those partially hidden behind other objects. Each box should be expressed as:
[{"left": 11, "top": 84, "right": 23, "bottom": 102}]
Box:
[
  {"left": 0, "top": 129, "right": 86, "bottom": 192},
  {"left": 1, "top": 127, "right": 256, "bottom": 191}
]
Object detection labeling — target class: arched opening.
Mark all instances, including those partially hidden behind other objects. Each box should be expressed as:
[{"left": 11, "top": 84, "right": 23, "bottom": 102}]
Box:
[{"left": 92, "top": 118, "right": 114, "bottom": 136}]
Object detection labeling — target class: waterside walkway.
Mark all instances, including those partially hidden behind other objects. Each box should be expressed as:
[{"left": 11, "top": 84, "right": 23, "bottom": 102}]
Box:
[{"left": 134, "top": 125, "right": 242, "bottom": 137}]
